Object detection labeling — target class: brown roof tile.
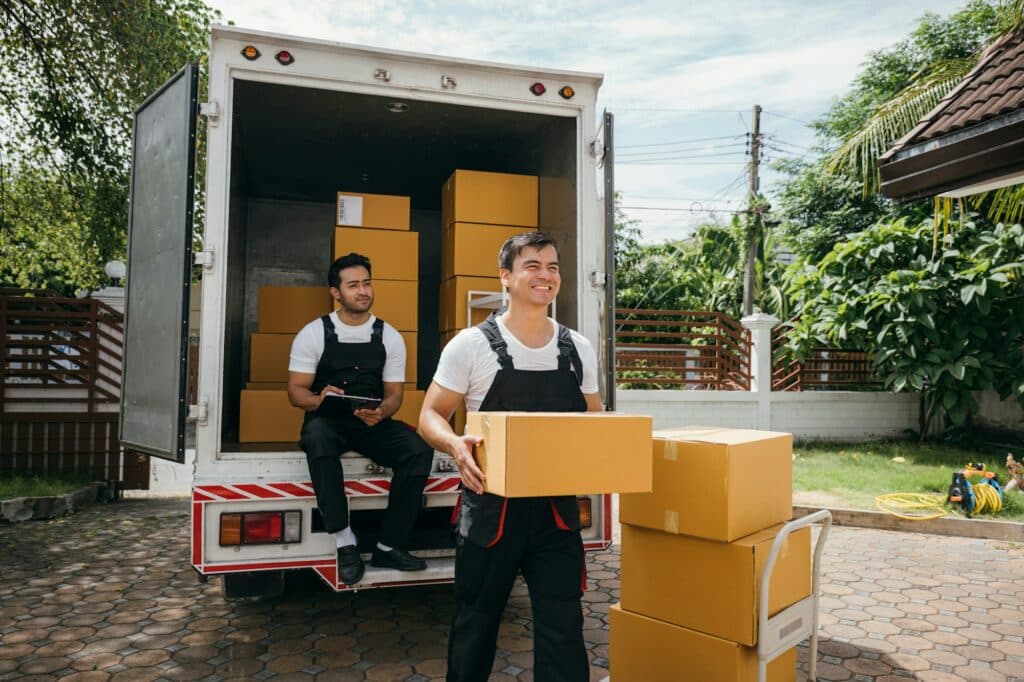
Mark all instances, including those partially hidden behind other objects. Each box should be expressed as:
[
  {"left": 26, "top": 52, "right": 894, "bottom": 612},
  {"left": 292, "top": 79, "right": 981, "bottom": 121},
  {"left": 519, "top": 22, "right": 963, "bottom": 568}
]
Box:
[{"left": 912, "top": 31, "right": 1024, "bottom": 143}]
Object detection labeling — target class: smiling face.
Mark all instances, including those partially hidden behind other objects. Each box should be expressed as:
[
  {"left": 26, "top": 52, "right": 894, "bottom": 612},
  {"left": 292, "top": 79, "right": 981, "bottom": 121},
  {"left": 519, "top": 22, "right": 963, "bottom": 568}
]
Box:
[{"left": 500, "top": 244, "right": 560, "bottom": 308}]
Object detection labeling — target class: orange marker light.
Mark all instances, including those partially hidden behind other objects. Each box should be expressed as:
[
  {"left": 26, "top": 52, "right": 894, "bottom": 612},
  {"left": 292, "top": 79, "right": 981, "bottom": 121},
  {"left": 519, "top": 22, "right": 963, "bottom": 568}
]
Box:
[
  {"left": 240, "top": 45, "right": 260, "bottom": 60},
  {"left": 220, "top": 513, "right": 242, "bottom": 545},
  {"left": 558, "top": 86, "right": 575, "bottom": 100}
]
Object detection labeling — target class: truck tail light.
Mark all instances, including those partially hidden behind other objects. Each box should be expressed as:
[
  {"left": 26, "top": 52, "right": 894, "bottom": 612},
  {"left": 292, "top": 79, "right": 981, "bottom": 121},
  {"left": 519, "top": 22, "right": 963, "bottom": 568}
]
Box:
[
  {"left": 530, "top": 82, "right": 546, "bottom": 96},
  {"left": 275, "top": 50, "right": 294, "bottom": 66},
  {"left": 219, "top": 511, "right": 302, "bottom": 546},
  {"left": 577, "top": 497, "right": 592, "bottom": 529}
]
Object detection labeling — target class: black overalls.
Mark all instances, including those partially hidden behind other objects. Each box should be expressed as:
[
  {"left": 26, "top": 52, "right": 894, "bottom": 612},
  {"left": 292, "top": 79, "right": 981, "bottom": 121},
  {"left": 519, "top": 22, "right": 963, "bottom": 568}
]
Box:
[
  {"left": 299, "top": 315, "right": 432, "bottom": 548},
  {"left": 447, "top": 316, "right": 589, "bottom": 682}
]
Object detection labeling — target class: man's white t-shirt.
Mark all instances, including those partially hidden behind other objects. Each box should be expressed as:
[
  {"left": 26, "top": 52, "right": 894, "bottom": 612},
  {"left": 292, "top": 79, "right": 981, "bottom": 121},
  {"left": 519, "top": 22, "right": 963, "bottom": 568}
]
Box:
[
  {"left": 289, "top": 313, "right": 406, "bottom": 383},
  {"left": 432, "top": 316, "right": 599, "bottom": 412}
]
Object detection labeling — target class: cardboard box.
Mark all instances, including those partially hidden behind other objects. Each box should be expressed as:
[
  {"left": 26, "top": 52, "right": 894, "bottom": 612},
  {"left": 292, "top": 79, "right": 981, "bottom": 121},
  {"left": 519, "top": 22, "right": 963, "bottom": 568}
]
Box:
[
  {"left": 393, "top": 386, "right": 425, "bottom": 428},
  {"left": 246, "top": 382, "right": 288, "bottom": 390},
  {"left": 442, "top": 170, "right": 538, "bottom": 228},
  {"left": 620, "top": 523, "right": 811, "bottom": 645},
  {"left": 239, "top": 390, "right": 304, "bottom": 443},
  {"left": 400, "top": 331, "right": 417, "bottom": 384},
  {"left": 441, "top": 222, "right": 535, "bottom": 279},
  {"left": 465, "top": 412, "right": 652, "bottom": 497},
  {"left": 258, "top": 286, "right": 332, "bottom": 334},
  {"left": 250, "top": 333, "right": 294, "bottom": 383},
  {"left": 452, "top": 404, "right": 466, "bottom": 436},
  {"left": 336, "top": 191, "right": 410, "bottom": 230},
  {"left": 610, "top": 604, "right": 796, "bottom": 682},
  {"left": 439, "top": 276, "right": 502, "bottom": 332},
  {"left": 620, "top": 426, "right": 793, "bottom": 542},
  {"left": 335, "top": 280, "right": 417, "bottom": 331},
  {"left": 332, "top": 227, "right": 418, "bottom": 281}
]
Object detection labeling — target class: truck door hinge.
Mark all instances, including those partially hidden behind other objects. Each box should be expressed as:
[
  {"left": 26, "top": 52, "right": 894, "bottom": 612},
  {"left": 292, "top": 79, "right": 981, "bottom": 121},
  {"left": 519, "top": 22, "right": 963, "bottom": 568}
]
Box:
[
  {"left": 194, "top": 249, "right": 214, "bottom": 271},
  {"left": 590, "top": 270, "right": 606, "bottom": 288},
  {"left": 200, "top": 101, "right": 220, "bottom": 125},
  {"left": 589, "top": 139, "right": 605, "bottom": 161},
  {"left": 188, "top": 396, "right": 209, "bottom": 425}
]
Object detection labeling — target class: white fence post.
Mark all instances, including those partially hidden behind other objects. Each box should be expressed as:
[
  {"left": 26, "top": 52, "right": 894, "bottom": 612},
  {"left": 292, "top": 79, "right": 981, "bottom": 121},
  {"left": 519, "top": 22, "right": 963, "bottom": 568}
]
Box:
[{"left": 742, "top": 313, "right": 780, "bottom": 429}]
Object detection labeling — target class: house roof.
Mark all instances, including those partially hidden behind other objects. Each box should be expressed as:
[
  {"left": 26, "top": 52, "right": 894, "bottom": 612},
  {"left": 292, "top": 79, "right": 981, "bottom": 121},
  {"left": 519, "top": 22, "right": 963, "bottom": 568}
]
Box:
[{"left": 879, "top": 29, "right": 1024, "bottom": 200}]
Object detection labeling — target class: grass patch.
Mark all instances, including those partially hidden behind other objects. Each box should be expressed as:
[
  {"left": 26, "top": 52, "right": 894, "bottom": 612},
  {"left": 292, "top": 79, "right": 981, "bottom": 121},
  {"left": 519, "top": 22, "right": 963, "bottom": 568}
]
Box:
[
  {"left": 793, "top": 441, "right": 1024, "bottom": 521},
  {"left": 0, "top": 474, "right": 95, "bottom": 500}
]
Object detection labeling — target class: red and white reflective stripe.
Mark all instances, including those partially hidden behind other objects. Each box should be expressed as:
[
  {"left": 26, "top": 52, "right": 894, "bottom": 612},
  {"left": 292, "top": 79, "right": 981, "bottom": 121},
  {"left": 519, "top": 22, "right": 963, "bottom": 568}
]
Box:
[{"left": 193, "top": 475, "right": 461, "bottom": 503}]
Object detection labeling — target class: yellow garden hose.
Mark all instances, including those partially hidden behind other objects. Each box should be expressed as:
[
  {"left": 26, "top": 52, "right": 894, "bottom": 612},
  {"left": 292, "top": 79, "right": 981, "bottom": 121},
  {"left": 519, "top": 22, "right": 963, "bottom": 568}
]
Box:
[
  {"left": 874, "top": 493, "right": 947, "bottom": 520},
  {"left": 971, "top": 481, "right": 1003, "bottom": 514}
]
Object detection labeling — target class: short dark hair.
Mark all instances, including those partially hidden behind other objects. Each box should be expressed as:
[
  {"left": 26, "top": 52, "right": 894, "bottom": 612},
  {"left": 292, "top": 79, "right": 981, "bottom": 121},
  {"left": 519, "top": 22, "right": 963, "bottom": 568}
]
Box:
[
  {"left": 328, "top": 252, "right": 372, "bottom": 287},
  {"left": 498, "top": 231, "right": 559, "bottom": 271}
]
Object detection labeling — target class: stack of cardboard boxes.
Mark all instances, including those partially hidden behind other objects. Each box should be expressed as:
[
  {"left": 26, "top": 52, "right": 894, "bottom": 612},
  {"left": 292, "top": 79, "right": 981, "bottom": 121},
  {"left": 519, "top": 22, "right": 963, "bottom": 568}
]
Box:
[
  {"left": 239, "top": 191, "right": 422, "bottom": 442},
  {"left": 439, "top": 169, "right": 538, "bottom": 435},
  {"left": 612, "top": 427, "right": 808, "bottom": 682}
]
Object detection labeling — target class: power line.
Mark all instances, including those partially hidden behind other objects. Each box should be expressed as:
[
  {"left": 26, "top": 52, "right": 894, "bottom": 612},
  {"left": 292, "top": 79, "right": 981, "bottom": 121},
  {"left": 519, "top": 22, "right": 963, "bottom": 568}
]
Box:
[
  {"left": 617, "top": 134, "right": 746, "bottom": 150},
  {"left": 617, "top": 159, "right": 747, "bottom": 166},
  {"left": 612, "top": 107, "right": 748, "bottom": 114},
  {"left": 617, "top": 142, "right": 747, "bottom": 158},
  {"left": 618, "top": 151, "right": 748, "bottom": 163},
  {"left": 622, "top": 206, "right": 746, "bottom": 214},
  {"left": 763, "top": 110, "right": 814, "bottom": 125}
]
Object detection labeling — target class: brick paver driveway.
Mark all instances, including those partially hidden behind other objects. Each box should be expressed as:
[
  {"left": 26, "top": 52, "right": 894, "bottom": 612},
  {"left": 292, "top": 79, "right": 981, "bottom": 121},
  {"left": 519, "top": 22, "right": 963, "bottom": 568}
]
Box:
[{"left": 0, "top": 499, "right": 1022, "bottom": 681}]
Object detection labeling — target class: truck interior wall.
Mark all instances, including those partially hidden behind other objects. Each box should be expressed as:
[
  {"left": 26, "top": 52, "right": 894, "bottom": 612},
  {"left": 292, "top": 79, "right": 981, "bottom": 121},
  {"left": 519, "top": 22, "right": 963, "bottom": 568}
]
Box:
[{"left": 219, "top": 79, "right": 578, "bottom": 448}]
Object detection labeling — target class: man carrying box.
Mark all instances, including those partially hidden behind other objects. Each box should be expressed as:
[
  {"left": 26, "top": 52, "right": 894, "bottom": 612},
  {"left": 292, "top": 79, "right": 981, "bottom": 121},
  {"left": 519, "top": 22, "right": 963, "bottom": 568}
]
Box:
[
  {"left": 288, "top": 253, "right": 433, "bottom": 585},
  {"left": 419, "top": 232, "right": 603, "bottom": 682}
]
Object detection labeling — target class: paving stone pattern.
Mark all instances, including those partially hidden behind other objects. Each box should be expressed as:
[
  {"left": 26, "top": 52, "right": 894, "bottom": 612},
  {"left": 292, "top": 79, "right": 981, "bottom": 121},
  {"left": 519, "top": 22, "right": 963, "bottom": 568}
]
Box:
[{"left": 0, "top": 500, "right": 1022, "bottom": 681}]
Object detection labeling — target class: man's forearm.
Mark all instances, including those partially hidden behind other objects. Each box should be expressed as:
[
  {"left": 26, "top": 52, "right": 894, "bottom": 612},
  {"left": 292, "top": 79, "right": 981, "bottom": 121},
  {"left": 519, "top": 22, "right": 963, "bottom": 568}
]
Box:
[
  {"left": 289, "top": 387, "right": 320, "bottom": 412},
  {"left": 418, "top": 409, "right": 459, "bottom": 454},
  {"left": 380, "top": 394, "right": 401, "bottom": 420}
]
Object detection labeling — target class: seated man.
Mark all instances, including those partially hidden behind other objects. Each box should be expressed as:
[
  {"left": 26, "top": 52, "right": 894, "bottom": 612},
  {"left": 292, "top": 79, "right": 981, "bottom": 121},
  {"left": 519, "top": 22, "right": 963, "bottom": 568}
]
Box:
[{"left": 288, "top": 252, "right": 432, "bottom": 584}]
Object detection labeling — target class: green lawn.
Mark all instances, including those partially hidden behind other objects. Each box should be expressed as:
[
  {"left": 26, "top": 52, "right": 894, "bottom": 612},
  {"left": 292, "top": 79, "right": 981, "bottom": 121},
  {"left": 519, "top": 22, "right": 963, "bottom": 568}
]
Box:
[
  {"left": 793, "top": 441, "right": 1024, "bottom": 521},
  {"left": 0, "top": 475, "right": 95, "bottom": 500}
]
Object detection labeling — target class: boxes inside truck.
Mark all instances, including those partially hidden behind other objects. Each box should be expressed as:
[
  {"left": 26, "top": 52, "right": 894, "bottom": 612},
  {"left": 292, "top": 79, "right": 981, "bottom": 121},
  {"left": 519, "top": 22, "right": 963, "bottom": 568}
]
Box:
[{"left": 220, "top": 80, "right": 578, "bottom": 449}]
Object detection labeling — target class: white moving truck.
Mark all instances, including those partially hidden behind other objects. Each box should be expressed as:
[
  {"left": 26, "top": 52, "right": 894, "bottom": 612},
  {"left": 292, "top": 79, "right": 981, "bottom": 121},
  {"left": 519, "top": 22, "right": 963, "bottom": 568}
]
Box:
[{"left": 121, "top": 25, "right": 616, "bottom": 597}]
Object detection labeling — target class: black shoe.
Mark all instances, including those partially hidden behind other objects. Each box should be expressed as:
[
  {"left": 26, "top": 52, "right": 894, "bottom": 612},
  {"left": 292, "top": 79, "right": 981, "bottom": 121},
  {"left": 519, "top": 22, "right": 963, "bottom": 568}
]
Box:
[
  {"left": 370, "top": 546, "right": 427, "bottom": 571},
  {"left": 336, "top": 545, "right": 365, "bottom": 585}
]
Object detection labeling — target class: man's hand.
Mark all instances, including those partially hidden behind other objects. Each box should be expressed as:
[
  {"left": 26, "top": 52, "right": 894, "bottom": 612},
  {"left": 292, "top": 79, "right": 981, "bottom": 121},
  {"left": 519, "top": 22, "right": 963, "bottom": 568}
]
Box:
[
  {"left": 448, "top": 435, "right": 485, "bottom": 495},
  {"left": 354, "top": 407, "right": 384, "bottom": 427},
  {"left": 317, "top": 385, "right": 344, "bottom": 409}
]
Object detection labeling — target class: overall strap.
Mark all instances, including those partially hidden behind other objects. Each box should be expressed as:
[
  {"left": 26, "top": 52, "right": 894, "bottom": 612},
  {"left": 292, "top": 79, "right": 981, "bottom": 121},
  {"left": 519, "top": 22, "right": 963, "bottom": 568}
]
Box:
[
  {"left": 556, "top": 324, "right": 583, "bottom": 386},
  {"left": 320, "top": 314, "right": 334, "bottom": 342},
  {"left": 370, "top": 317, "right": 385, "bottom": 343},
  {"left": 477, "top": 314, "right": 514, "bottom": 370}
]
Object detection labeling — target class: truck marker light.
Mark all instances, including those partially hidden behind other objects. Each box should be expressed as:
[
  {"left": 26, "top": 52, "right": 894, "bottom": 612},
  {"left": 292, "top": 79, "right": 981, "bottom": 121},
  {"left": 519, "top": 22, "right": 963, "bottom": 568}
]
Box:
[
  {"left": 275, "top": 50, "right": 295, "bottom": 66},
  {"left": 241, "top": 45, "right": 260, "bottom": 61},
  {"left": 385, "top": 102, "right": 409, "bottom": 113},
  {"left": 220, "top": 513, "right": 242, "bottom": 545},
  {"left": 559, "top": 86, "right": 575, "bottom": 100},
  {"left": 284, "top": 511, "right": 302, "bottom": 543},
  {"left": 578, "top": 497, "right": 593, "bottom": 529},
  {"left": 529, "top": 82, "right": 546, "bottom": 96}
]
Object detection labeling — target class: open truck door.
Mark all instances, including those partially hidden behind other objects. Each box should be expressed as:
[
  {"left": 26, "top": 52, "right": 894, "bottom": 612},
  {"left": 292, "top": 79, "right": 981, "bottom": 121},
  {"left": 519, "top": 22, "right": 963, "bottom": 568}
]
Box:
[
  {"left": 600, "top": 110, "right": 616, "bottom": 410},
  {"left": 119, "top": 64, "right": 199, "bottom": 463}
]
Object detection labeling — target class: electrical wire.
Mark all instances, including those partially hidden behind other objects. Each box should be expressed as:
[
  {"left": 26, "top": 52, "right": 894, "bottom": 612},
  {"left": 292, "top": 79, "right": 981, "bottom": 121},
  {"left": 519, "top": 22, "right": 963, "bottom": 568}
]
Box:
[{"left": 618, "top": 134, "right": 746, "bottom": 150}]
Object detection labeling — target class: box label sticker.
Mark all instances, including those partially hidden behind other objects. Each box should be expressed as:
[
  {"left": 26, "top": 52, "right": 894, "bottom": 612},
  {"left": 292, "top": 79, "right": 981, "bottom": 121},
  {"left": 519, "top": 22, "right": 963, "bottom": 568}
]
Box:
[
  {"left": 337, "top": 195, "right": 364, "bottom": 226},
  {"left": 664, "top": 510, "right": 679, "bottom": 533},
  {"left": 663, "top": 441, "right": 678, "bottom": 461}
]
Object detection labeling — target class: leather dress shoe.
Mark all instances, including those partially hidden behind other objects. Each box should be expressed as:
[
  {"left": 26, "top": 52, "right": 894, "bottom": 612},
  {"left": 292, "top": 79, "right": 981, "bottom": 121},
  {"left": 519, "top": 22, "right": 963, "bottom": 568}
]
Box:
[
  {"left": 336, "top": 545, "right": 365, "bottom": 585},
  {"left": 370, "top": 547, "right": 427, "bottom": 571}
]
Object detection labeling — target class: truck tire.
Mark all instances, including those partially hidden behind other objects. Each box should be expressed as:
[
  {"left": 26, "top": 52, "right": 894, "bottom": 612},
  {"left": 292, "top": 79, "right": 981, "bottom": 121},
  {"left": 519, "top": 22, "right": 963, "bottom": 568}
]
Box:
[{"left": 222, "top": 570, "right": 285, "bottom": 600}]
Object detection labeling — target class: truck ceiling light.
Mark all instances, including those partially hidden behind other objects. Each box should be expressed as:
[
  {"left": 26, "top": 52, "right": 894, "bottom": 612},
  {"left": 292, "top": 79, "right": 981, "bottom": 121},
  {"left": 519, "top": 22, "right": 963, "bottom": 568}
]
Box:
[
  {"left": 275, "top": 50, "right": 295, "bottom": 66},
  {"left": 530, "top": 82, "right": 546, "bottom": 96},
  {"left": 241, "top": 45, "right": 260, "bottom": 61},
  {"left": 385, "top": 102, "right": 409, "bottom": 113},
  {"left": 559, "top": 86, "right": 575, "bottom": 100},
  {"left": 577, "top": 497, "right": 593, "bottom": 529}
]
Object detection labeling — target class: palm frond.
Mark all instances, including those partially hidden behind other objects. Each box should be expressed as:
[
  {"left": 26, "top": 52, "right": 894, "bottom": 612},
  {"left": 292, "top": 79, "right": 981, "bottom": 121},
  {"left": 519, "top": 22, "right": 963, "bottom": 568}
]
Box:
[
  {"left": 971, "top": 182, "right": 1024, "bottom": 224},
  {"left": 827, "top": 58, "right": 977, "bottom": 196}
]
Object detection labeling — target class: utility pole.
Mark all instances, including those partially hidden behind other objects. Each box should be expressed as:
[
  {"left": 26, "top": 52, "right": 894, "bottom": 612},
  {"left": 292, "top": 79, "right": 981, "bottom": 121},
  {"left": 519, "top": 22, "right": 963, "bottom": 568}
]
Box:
[{"left": 742, "top": 104, "right": 762, "bottom": 317}]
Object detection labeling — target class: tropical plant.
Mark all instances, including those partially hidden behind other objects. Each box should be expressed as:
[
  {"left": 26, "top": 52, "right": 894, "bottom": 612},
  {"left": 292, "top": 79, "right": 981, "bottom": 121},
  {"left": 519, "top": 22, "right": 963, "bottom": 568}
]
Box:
[{"left": 785, "top": 217, "right": 1024, "bottom": 439}]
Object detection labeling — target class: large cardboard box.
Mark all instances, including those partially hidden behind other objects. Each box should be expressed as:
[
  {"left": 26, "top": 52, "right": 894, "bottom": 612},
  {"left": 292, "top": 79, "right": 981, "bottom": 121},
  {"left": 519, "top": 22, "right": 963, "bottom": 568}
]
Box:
[
  {"left": 336, "top": 191, "right": 410, "bottom": 230},
  {"left": 620, "top": 426, "right": 793, "bottom": 542},
  {"left": 439, "top": 276, "right": 502, "bottom": 332},
  {"left": 393, "top": 386, "right": 425, "bottom": 429},
  {"left": 441, "top": 222, "right": 534, "bottom": 279},
  {"left": 239, "top": 390, "right": 304, "bottom": 442},
  {"left": 258, "top": 286, "right": 332, "bottom": 333},
  {"left": 246, "top": 382, "right": 288, "bottom": 390},
  {"left": 465, "top": 412, "right": 652, "bottom": 497},
  {"left": 442, "top": 170, "right": 538, "bottom": 228},
  {"left": 250, "top": 333, "right": 294, "bottom": 383},
  {"left": 332, "top": 227, "right": 418, "bottom": 281},
  {"left": 620, "top": 523, "right": 811, "bottom": 645},
  {"left": 335, "top": 280, "right": 417, "bottom": 331},
  {"left": 610, "top": 604, "right": 795, "bottom": 682}
]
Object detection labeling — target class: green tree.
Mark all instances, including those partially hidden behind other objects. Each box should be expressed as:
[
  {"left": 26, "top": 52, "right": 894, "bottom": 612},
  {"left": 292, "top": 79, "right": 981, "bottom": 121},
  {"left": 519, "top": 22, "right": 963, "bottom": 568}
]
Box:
[
  {"left": 0, "top": 0, "right": 221, "bottom": 292},
  {"left": 785, "top": 218, "right": 1024, "bottom": 438}
]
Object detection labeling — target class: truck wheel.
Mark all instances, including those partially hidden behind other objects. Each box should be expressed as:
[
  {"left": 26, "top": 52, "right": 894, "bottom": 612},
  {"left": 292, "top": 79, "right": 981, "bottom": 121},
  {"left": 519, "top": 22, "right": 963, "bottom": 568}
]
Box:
[{"left": 222, "top": 571, "right": 285, "bottom": 600}]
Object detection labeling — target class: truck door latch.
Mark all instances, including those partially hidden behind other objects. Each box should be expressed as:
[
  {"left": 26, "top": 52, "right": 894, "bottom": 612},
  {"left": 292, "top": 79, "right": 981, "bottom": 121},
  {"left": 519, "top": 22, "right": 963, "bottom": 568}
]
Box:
[
  {"left": 194, "top": 250, "right": 214, "bottom": 271},
  {"left": 188, "top": 396, "right": 209, "bottom": 425},
  {"left": 200, "top": 101, "right": 220, "bottom": 125}
]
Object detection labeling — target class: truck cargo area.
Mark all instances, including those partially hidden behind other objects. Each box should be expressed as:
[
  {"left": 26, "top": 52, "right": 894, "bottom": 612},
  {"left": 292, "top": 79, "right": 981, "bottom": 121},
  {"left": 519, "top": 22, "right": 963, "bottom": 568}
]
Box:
[{"left": 220, "top": 78, "right": 580, "bottom": 449}]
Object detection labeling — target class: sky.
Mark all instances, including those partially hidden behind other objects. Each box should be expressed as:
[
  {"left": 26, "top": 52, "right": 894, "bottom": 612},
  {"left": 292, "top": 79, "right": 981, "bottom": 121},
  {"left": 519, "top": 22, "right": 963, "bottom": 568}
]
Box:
[{"left": 208, "top": 0, "right": 966, "bottom": 243}]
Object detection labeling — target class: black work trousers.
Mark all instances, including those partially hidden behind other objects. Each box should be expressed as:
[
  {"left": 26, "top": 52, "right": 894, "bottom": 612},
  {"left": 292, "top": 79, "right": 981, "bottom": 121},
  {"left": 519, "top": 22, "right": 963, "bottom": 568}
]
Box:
[
  {"left": 447, "top": 497, "right": 588, "bottom": 682},
  {"left": 300, "top": 414, "right": 432, "bottom": 547}
]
